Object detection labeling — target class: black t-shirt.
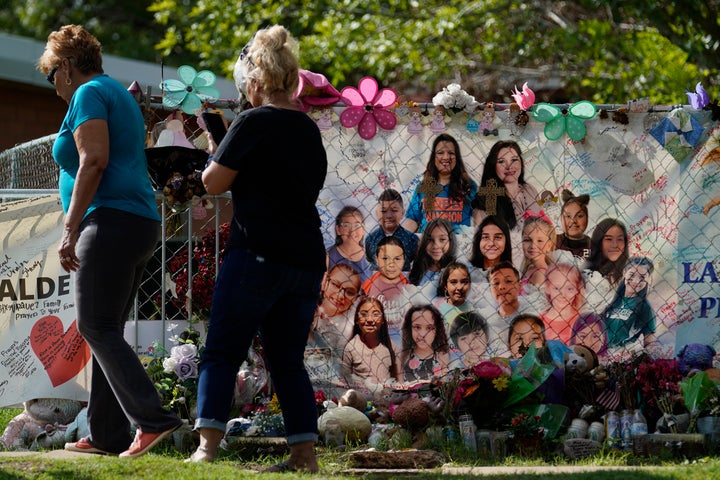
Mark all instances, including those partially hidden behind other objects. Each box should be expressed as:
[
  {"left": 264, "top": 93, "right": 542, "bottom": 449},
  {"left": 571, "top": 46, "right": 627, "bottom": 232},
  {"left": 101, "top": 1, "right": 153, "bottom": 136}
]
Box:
[
  {"left": 214, "top": 106, "right": 328, "bottom": 271},
  {"left": 556, "top": 233, "right": 591, "bottom": 259}
]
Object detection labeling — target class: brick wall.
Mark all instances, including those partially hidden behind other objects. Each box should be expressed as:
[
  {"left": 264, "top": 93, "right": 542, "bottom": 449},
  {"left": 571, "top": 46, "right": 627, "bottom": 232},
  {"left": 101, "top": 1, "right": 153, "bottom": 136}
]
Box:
[{"left": 0, "top": 79, "right": 67, "bottom": 151}]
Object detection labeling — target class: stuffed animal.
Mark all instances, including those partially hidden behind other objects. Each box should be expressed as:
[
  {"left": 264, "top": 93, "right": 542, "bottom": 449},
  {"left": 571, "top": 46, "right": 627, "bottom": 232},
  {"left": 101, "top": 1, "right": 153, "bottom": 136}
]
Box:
[
  {"left": 338, "top": 389, "right": 368, "bottom": 413},
  {"left": 565, "top": 344, "right": 598, "bottom": 375},
  {"left": 563, "top": 345, "right": 599, "bottom": 418},
  {"left": 677, "top": 343, "right": 717, "bottom": 377},
  {"left": 589, "top": 364, "right": 609, "bottom": 390},
  {"left": 391, "top": 397, "right": 431, "bottom": 432},
  {"left": 1, "top": 398, "right": 83, "bottom": 450}
]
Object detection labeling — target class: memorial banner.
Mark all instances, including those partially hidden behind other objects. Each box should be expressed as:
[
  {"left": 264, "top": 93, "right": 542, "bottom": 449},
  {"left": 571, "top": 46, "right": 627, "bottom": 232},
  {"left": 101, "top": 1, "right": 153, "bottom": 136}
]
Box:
[{"left": 0, "top": 196, "right": 90, "bottom": 407}]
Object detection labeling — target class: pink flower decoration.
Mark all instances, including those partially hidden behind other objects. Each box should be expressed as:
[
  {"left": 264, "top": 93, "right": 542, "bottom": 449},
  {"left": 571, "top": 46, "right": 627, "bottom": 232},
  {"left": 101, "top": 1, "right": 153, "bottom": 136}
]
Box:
[
  {"left": 340, "top": 76, "right": 398, "bottom": 140},
  {"left": 511, "top": 82, "right": 535, "bottom": 111},
  {"left": 472, "top": 360, "right": 503, "bottom": 379}
]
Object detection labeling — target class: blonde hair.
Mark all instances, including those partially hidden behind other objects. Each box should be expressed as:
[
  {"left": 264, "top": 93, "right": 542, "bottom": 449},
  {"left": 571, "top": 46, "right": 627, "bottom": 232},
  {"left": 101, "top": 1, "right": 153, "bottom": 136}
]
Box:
[
  {"left": 544, "top": 262, "right": 585, "bottom": 310},
  {"left": 520, "top": 216, "right": 557, "bottom": 275},
  {"left": 37, "top": 24, "right": 103, "bottom": 75},
  {"left": 233, "top": 25, "right": 299, "bottom": 103}
]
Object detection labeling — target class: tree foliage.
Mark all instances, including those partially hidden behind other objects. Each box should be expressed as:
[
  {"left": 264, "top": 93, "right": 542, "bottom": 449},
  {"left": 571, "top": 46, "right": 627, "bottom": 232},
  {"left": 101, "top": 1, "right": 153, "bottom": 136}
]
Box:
[
  {"left": 2, "top": 0, "right": 718, "bottom": 104},
  {"left": 0, "top": 0, "right": 163, "bottom": 62}
]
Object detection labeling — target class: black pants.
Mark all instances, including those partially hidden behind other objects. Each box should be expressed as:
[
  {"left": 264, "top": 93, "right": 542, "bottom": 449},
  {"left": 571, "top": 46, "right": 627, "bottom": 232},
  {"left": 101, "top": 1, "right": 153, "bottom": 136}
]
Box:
[{"left": 75, "top": 208, "right": 181, "bottom": 453}]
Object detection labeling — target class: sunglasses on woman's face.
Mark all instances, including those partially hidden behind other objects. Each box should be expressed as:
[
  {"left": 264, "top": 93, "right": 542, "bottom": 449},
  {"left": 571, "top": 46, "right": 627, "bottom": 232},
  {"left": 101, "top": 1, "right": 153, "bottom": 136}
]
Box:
[{"left": 46, "top": 66, "right": 59, "bottom": 85}]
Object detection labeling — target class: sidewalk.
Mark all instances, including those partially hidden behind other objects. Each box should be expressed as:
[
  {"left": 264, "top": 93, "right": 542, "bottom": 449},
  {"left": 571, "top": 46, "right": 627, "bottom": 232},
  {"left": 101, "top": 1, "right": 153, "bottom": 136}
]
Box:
[
  {"left": 0, "top": 450, "right": 664, "bottom": 476},
  {"left": 0, "top": 450, "right": 90, "bottom": 460}
]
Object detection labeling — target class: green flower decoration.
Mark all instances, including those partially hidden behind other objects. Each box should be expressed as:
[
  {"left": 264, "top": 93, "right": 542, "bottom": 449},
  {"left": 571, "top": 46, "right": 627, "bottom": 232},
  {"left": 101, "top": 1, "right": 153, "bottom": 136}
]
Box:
[
  {"left": 531, "top": 101, "right": 597, "bottom": 141},
  {"left": 161, "top": 65, "right": 221, "bottom": 114}
]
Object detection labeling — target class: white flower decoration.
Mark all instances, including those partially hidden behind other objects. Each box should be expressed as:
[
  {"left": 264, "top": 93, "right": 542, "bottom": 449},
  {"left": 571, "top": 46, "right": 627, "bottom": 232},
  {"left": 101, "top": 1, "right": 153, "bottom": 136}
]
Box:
[
  {"left": 432, "top": 83, "right": 479, "bottom": 113},
  {"left": 162, "top": 356, "right": 179, "bottom": 374}
]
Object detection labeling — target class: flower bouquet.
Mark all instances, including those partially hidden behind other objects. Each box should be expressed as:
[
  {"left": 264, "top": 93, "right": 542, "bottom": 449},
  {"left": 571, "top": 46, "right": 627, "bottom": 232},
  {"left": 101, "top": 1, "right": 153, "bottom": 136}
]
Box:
[
  {"left": 227, "top": 394, "right": 286, "bottom": 438},
  {"left": 146, "top": 325, "right": 203, "bottom": 421},
  {"left": 450, "top": 360, "right": 511, "bottom": 428},
  {"left": 634, "top": 355, "right": 684, "bottom": 433},
  {"left": 165, "top": 222, "right": 230, "bottom": 319},
  {"left": 431, "top": 83, "right": 479, "bottom": 114}
]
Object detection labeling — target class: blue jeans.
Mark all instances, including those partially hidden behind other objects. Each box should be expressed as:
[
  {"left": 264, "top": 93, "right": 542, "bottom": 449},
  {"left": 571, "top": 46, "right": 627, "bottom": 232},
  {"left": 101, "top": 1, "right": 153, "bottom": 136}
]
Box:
[
  {"left": 195, "top": 247, "right": 323, "bottom": 445},
  {"left": 75, "top": 208, "right": 182, "bottom": 453}
]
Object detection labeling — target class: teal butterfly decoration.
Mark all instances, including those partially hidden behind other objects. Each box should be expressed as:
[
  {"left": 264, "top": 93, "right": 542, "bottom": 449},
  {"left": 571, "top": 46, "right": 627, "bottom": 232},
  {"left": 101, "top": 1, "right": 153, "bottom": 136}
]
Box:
[{"left": 531, "top": 101, "right": 597, "bottom": 141}]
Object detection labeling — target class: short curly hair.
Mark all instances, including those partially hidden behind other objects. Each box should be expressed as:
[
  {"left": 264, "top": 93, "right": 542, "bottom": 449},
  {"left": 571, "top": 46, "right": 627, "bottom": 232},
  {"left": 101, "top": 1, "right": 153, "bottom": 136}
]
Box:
[{"left": 37, "top": 24, "right": 103, "bottom": 75}]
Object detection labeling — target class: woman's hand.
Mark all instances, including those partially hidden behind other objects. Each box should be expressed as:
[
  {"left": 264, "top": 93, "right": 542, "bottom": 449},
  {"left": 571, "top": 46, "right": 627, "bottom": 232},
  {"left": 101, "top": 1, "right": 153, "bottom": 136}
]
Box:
[
  {"left": 58, "top": 226, "right": 79, "bottom": 272},
  {"left": 205, "top": 132, "right": 218, "bottom": 155}
]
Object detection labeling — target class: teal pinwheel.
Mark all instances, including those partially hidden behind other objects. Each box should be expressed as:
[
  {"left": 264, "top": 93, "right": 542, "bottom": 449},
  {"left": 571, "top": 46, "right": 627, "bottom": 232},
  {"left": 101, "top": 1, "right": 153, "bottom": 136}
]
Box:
[
  {"left": 531, "top": 101, "right": 597, "bottom": 141},
  {"left": 161, "top": 65, "right": 221, "bottom": 114}
]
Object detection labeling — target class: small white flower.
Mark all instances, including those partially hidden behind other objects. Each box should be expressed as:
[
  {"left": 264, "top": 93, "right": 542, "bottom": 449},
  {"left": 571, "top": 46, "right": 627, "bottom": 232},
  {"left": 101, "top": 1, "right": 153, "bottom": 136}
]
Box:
[
  {"left": 163, "top": 357, "right": 179, "bottom": 374},
  {"left": 168, "top": 335, "right": 180, "bottom": 344},
  {"left": 166, "top": 322, "right": 179, "bottom": 332}
]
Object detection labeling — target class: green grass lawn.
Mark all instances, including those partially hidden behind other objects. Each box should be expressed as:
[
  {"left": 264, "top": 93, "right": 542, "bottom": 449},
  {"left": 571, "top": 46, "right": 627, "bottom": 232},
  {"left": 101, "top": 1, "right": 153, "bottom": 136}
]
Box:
[
  {"left": 2, "top": 408, "right": 720, "bottom": 479},
  {"left": 1, "top": 451, "right": 720, "bottom": 480}
]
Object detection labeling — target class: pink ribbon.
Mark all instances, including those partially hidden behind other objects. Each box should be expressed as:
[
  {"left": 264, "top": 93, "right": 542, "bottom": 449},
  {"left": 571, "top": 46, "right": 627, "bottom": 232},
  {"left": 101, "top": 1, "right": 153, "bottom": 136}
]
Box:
[{"left": 522, "top": 209, "right": 553, "bottom": 225}]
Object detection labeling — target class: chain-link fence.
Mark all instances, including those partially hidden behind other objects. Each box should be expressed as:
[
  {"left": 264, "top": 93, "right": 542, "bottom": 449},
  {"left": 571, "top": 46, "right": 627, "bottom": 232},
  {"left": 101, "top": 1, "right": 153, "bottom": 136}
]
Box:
[{"left": 2, "top": 100, "right": 719, "bottom": 396}]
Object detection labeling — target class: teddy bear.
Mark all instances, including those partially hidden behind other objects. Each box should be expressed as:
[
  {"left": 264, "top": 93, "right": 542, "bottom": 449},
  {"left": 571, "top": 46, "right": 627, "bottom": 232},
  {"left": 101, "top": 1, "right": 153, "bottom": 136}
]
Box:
[
  {"left": 565, "top": 344, "right": 598, "bottom": 375},
  {"left": 1, "top": 398, "right": 83, "bottom": 451},
  {"left": 563, "top": 345, "right": 600, "bottom": 417},
  {"left": 676, "top": 343, "right": 717, "bottom": 377}
]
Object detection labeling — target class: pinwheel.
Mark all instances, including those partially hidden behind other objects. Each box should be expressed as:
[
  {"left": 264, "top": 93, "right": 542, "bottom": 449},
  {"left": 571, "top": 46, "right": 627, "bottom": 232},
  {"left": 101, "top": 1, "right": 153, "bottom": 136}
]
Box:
[
  {"left": 531, "top": 101, "right": 597, "bottom": 141},
  {"left": 339, "top": 76, "right": 398, "bottom": 140},
  {"left": 686, "top": 82, "right": 710, "bottom": 110},
  {"left": 161, "top": 65, "right": 221, "bottom": 114},
  {"left": 511, "top": 82, "right": 535, "bottom": 111}
]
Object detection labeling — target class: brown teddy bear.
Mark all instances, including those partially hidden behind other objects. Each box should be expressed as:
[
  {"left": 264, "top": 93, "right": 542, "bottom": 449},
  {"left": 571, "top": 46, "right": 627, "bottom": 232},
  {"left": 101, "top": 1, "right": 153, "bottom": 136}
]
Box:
[
  {"left": 565, "top": 344, "right": 598, "bottom": 375},
  {"left": 564, "top": 345, "right": 600, "bottom": 417}
]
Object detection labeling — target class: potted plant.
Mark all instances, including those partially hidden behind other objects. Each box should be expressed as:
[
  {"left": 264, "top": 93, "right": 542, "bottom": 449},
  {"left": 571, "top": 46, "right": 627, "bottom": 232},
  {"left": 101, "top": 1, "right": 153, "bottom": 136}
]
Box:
[
  {"left": 508, "top": 413, "right": 544, "bottom": 456},
  {"left": 681, "top": 371, "right": 720, "bottom": 447}
]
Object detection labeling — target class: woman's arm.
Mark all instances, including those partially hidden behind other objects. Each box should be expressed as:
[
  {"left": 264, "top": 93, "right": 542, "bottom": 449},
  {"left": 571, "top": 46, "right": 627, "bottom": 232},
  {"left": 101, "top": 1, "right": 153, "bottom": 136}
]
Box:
[
  {"left": 59, "top": 119, "right": 109, "bottom": 271},
  {"left": 202, "top": 161, "right": 238, "bottom": 195}
]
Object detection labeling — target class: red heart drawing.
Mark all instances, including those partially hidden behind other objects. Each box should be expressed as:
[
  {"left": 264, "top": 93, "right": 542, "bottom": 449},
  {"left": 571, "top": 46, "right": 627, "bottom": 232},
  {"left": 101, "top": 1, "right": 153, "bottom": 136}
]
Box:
[{"left": 30, "top": 316, "right": 91, "bottom": 387}]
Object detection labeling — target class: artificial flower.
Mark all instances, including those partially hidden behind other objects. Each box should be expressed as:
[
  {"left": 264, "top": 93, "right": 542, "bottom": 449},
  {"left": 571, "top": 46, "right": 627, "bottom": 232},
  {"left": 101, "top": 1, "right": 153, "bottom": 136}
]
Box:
[
  {"left": 508, "top": 413, "right": 544, "bottom": 439},
  {"left": 531, "top": 101, "right": 597, "bottom": 141},
  {"left": 493, "top": 376, "right": 510, "bottom": 391},
  {"left": 171, "top": 343, "right": 198, "bottom": 361},
  {"left": 162, "top": 356, "right": 179, "bottom": 374},
  {"left": 165, "top": 222, "right": 231, "bottom": 318},
  {"left": 174, "top": 357, "right": 198, "bottom": 380},
  {"left": 147, "top": 325, "right": 204, "bottom": 421},
  {"left": 161, "top": 65, "right": 221, "bottom": 114},
  {"left": 686, "top": 82, "right": 710, "bottom": 110},
  {"left": 339, "top": 76, "right": 398, "bottom": 140},
  {"left": 511, "top": 83, "right": 535, "bottom": 110},
  {"left": 432, "top": 83, "right": 479, "bottom": 113}
]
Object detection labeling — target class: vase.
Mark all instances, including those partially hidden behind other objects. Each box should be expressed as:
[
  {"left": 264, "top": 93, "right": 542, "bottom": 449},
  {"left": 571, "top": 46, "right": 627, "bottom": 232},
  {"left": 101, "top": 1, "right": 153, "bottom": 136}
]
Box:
[
  {"left": 490, "top": 431, "right": 509, "bottom": 459},
  {"left": 697, "top": 416, "right": 720, "bottom": 450}
]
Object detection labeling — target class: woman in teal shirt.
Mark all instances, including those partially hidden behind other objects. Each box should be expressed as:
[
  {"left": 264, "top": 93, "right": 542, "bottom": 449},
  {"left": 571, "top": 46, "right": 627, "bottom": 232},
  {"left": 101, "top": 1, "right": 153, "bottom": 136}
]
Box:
[{"left": 38, "top": 24, "right": 181, "bottom": 458}]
